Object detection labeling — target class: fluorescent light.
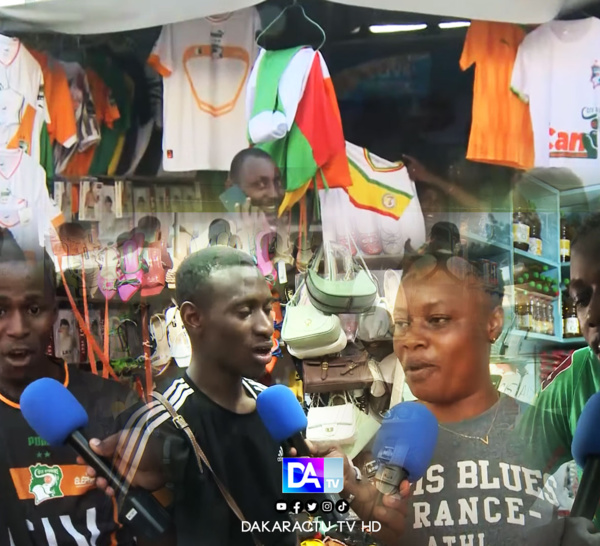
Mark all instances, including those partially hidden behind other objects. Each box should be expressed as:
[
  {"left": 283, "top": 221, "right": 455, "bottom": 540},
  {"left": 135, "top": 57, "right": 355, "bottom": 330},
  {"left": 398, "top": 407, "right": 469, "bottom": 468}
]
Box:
[
  {"left": 438, "top": 21, "right": 471, "bottom": 29},
  {"left": 369, "top": 23, "right": 428, "bottom": 34}
]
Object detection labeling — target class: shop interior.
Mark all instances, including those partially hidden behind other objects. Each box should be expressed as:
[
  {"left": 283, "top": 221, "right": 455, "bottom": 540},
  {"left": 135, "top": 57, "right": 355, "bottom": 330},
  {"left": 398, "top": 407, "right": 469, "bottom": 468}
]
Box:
[{"left": 1, "top": 0, "right": 600, "bottom": 530}]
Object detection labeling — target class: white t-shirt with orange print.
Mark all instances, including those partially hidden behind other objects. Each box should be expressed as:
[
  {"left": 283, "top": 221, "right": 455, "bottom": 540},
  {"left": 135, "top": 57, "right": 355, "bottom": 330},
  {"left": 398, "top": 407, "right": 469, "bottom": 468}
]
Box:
[{"left": 149, "top": 9, "right": 261, "bottom": 172}]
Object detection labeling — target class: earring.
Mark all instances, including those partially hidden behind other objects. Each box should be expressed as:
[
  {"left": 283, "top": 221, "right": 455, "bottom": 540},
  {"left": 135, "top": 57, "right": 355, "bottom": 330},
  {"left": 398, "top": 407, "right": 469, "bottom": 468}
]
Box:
[{"left": 490, "top": 337, "right": 497, "bottom": 343}]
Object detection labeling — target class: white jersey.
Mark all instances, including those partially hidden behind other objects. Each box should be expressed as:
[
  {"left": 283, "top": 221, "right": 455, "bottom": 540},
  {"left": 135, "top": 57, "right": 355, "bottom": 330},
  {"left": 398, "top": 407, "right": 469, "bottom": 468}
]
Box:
[
  {"left": 149, "top": 10, "right": 261, "bottom": 172},
  {"left": 0, "top": 149, "right": 63, "bottom": 253},
  {"left": 511, "top": 17, "right": 600, "bottom": 185},
  {"left": 0, "top": 34, "right": 49, "bottom": 162},
  {"left": 319, "top": 142, "right": 426, "bottom": 258}
]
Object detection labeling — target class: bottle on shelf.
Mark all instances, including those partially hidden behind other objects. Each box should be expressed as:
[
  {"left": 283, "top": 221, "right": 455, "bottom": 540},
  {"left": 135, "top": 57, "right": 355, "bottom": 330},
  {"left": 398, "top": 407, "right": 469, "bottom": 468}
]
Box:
[
  {"left": 515, "top": 290, "right": 532, "bottom": 331},
  {"left": 528, "top": 204, "right": 543, "bottom": 257},
  {"left": 513, "top": 206, "right": 530, "bottom": 252},
  {"left": 560, "top": 214, "right": 571, "bottom": 263},
  {"left": 533, "top": 297, "right": 543, "bottom": 334},
  {"left": 563, "top": 295, "right": 581, "bottom": 338},
  {"left": 547, "top": 302, "right": 555, "bottom": 336}
]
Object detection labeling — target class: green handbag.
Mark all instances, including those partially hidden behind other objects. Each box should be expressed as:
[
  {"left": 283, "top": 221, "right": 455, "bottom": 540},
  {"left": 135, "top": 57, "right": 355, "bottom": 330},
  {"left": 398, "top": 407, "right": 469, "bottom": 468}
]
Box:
[{"left": 306, "top": 241, "right": 378, "bottom": 314}]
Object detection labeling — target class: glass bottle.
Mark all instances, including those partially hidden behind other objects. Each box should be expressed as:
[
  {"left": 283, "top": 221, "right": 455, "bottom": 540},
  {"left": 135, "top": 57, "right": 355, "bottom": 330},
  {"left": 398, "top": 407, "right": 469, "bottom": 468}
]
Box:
[
  {"left": 547, "top": 302, "right": 555, "bottom": 336},
  {"left": 564, "top": 296, "right": 581, "bottom": 338},
  {"left": 528, "top": 210, "right": 543, "bottom": 256},
  {"left": 560, "top": 215, "right": 571, "bottom": 263},
  {"left": 513, "top": 207, "right": 530, "bottom": 251}
]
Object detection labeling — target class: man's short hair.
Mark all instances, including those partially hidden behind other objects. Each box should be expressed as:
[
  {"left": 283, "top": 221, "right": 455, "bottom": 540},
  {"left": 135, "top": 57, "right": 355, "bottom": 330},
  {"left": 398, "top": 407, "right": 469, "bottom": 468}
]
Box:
[
  {"left": 229, "top": 148, "right": 274, "bottom": 185},
  {"left": 175, "top": 247, "right": 257, "bottom": 309},
  {"left": 0, "top": 228, "right": 56, "bottom": 293},
  {"left": 572, "top": 212, "right": 600, "bottom": 250}
]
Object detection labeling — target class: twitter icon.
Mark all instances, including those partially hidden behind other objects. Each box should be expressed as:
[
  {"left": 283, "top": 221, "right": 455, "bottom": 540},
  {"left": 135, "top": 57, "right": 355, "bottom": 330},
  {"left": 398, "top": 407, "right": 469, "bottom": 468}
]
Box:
[{"left": 305, "top": 499, "right": 319, "bottom": 514}]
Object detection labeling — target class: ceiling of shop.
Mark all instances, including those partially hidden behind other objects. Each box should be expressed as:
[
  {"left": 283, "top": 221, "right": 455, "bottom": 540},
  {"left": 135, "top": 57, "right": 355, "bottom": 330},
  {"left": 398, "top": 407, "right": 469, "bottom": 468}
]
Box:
[{"left": 1, "top": 0, "right": 600, "bottom": 35}]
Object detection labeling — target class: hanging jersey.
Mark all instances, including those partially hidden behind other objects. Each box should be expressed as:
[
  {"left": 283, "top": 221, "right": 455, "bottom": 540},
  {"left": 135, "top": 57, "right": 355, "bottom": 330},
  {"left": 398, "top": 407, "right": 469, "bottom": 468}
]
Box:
[
  {"left": 460, "top": 21, "right": 534, "bottom": 170},
  {"left": 0, "top": 149, "right": 64, "bottom": 253},
  {"left": 0, "top": 36, "right": 50, "bottom": 163},
  {"left": 148, "top": 10, "right": 261, "bottom": 171},
  {"left": 511, "top": 17, "right": 600, "bottom": 184},
  {"left": 115, "top": 374, "right": 296, "bottom": 546},
  {"left": 29, "top": 50, "right": 77, "bottom": 149},
  {"left": 0, "top": 362, "right": 137, "bottom": 546},
  {"left": 54, "top": 62, "right": 101, "bottom": 175},
  {"left": 320, "top": 142, "right": 426, "bottom": 258}
]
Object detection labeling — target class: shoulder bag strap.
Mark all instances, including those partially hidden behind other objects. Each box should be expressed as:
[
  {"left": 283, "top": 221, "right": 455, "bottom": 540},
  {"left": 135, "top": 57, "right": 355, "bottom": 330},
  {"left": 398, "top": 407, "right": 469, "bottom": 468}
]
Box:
[{"left": 150, "top": 392, "right": 263, "bottom": 546}]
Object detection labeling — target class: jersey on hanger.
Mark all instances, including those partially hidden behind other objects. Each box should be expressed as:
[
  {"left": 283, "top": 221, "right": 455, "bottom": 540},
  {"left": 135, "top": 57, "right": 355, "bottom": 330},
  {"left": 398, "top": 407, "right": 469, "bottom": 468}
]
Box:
[
  {"left": 320, "top": 142, "right": 426, "bottom": 258},
  {"left": 0, "top": 149, "right": 64, "bottom": 253},
  {"left": 460, "top": 21, "right": 534, "bottom": 170},
  {"left": 0, "top": 34, "right": 50, "bottom": 163},
  {"left": 148, "top": 10, "right": 261, "bottom": 172},
  {"left": 0, "top": 362, "right": 137, "bottom": 546},
  {"left": 511, "top": 17, "right": 600, "bottom": 184}
]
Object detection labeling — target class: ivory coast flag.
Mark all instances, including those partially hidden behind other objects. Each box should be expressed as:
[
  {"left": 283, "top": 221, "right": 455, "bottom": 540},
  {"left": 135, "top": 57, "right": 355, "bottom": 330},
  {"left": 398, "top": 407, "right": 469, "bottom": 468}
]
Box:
[
  {"left": 247, "top": 47, "right": 351, "bottom": 214},
  {"left": 344, "top": 142, "right": 414, "bottom": 220}
]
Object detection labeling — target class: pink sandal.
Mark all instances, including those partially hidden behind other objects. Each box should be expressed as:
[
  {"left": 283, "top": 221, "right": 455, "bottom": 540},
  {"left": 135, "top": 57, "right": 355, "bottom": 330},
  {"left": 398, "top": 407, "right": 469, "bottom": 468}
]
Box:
[
  {"left": 255, "top": 230, "right": 277, "bottom": 279},
  {"left": 141, "top": 244, "right": 167, "bottom": 297},
  {"left": 117, "top": 234, "right": 146, "bottom": 302},
  {"left": 97, "top": 246, "right": 120, "bottom": 300}
]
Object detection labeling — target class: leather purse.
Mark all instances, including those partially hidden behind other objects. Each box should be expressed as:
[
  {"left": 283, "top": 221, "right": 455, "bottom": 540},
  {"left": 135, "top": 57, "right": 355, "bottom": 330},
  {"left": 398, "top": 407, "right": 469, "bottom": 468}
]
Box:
[
  {"left": 302, "top": 345, "right": 372, "bottom": 393},
  {"left": 306, "top": 242, "right": 378, "bottom": 314},
  {"left": 282, "top": 282, "right": 347, "bottom": 359}
]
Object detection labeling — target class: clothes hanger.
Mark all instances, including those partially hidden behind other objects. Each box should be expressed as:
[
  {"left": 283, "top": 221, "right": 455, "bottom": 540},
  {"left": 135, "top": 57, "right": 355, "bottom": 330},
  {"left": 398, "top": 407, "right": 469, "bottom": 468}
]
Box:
[{"left": 256, "top": 0, "right": 326, "bottom": 51}]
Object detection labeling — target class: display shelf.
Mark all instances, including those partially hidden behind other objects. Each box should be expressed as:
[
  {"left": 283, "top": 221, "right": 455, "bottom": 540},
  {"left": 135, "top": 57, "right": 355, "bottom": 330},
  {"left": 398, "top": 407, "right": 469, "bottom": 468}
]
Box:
[
  {"left": 523, "top": 331, "right": 562, "bottom": 343},
  {"left": 560, "top": 337, "right": 586, "bottom": 345},
  {"left": 513, "top": 248, "right": 558, "bottom": 269},
  {"left": 462, "top": 231, "right": 512, "bottom": 253}
]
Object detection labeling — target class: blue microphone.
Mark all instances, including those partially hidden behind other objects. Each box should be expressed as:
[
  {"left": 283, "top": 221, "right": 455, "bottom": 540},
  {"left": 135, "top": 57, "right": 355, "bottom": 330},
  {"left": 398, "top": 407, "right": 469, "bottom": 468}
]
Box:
[
  {"left": 372, "top": 402, "right": 439, "bottom": 495},
  {"left": 571, "top": 392, "right": 600, "bottom": 520},
  {"left": 257, "top": 385, "right": 342, "bottom": 523},
  {"left": 20, "top": 378, "right": 172, "bottom": 539},
  {"left": 256, "top": 384, "right": 310, "bottom": 456}
]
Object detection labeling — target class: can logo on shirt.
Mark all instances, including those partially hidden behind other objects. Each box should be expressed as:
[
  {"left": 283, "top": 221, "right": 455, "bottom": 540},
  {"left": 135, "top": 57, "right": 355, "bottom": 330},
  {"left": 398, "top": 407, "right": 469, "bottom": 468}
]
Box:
[{"left": 167, "top": 150, "right": 174, "bottom": 159}]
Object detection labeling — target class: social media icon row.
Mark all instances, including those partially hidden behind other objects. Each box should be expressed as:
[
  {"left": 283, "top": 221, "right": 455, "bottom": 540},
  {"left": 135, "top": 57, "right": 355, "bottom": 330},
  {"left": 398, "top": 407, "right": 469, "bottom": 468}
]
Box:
[{"left": 274, "top": 499, "right": 350, "bottom": 515}]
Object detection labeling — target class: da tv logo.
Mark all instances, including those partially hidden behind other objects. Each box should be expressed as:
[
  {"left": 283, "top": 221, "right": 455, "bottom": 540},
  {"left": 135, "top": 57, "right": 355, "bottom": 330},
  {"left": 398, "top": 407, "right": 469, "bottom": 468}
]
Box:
[{"left": 282, "top": 458, "right": 344, "bottom": 494}]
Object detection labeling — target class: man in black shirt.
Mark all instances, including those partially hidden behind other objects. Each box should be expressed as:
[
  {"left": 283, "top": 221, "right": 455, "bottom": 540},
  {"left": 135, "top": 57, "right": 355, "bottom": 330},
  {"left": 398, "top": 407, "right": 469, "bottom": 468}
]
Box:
[
  {"left": 87, "top": 247, "right": 409, "bottom": 545},
  {"left": 0, "top": 231, "right": 136, "bottom": 546}
]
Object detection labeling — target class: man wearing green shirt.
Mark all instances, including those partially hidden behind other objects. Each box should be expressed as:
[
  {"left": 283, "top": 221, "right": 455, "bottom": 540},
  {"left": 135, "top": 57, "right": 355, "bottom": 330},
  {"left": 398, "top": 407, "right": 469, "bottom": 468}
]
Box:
[{"left": 519, "top": 212, "right": 600, "bottom": 526}]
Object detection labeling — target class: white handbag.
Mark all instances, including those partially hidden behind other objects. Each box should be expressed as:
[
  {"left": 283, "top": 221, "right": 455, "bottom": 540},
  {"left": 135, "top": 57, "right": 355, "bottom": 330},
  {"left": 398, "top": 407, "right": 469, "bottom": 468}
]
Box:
[{"left": 306, "top": 394, "right": 358, "bottom": 447}]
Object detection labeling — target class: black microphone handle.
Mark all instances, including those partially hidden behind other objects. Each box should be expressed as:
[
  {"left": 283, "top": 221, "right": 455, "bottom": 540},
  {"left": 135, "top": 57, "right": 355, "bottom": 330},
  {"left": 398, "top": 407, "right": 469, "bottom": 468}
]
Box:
[
  {"left": 570, "top": 457, "right": 600, "bottom": 520},
  {"left": 67, "top": 430, "right": 172, "bottom": 539},
  {"left": 288, "top": 432, "right": 312, "bottom": 457},
  {"left": 67, "top": 430, "right": 129, "bottom": 497}
]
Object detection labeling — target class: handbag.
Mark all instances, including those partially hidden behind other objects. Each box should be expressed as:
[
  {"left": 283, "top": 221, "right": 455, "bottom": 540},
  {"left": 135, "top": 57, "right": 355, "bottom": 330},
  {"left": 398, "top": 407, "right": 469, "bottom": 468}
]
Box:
[
  {"left": 306, "top": 393, "right": 359, "bottom": 447},
  {"left": 151, "top": 392, "right": 264, "bottom": 546},
  {"left": 302, "top": 345, "right": 372, "bottom": 393},
  {"left": 306, "top": 242, "right": 378, "bottom": 314},
  {"left": 357, "top": 297, "right": 393, "bottom": 342},
  {"left": 281, "top": 281, "right": 347, "bottom": 359}
]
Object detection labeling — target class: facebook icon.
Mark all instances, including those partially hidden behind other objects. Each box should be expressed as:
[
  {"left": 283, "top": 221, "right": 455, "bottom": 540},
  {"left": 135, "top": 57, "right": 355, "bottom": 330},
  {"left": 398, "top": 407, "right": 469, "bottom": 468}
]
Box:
[{"left": 282, "top": 458, "right": 344, "bottom": 494}]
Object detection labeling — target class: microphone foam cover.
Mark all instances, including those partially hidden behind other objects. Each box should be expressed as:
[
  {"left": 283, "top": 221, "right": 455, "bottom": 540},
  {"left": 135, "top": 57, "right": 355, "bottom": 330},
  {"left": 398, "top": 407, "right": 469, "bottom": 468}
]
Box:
[
  {"left": 572, "top": 392, "right": 600, "bottom": 468},
  {"left": 256, "top": 384, "right": 308, "bottom": 443},
  {"left": 372, "top": 401, "right": 438, "bottom": 481},
  {"left": 20, "top": 378, "right": 89, "bottom": 446}
]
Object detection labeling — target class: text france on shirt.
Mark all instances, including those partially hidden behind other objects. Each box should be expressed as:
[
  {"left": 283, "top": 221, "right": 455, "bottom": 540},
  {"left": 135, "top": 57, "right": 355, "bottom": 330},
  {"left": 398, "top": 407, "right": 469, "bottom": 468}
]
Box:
[{"left": 406, "top": 459, "right": 560, "bottom": 546}]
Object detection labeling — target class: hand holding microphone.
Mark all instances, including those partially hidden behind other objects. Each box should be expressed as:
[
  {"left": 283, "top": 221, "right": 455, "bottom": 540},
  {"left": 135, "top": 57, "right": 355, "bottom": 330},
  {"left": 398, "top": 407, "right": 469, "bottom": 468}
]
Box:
[
  {"left": 570, "top": 391, "right": 600, "bottom": 520},
  {"left": 20, "top": 378, "right": 172, "bottom": 541}
]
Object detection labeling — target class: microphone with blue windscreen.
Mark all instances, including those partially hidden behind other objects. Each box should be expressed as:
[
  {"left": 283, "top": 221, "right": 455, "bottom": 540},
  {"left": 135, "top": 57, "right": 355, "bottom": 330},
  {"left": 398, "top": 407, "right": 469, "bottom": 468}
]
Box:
[
  {"left": 372, "top": 401, "right": 439, "bottom": 495},
  {"left": 256, "top": 384, "right": 310, "bottom": 456},
  {"left": 20, "top": 378, "right": 172, "bottom": 539},
  {"left": 571, "top": 392, "right": 600, "bottom": 520}
]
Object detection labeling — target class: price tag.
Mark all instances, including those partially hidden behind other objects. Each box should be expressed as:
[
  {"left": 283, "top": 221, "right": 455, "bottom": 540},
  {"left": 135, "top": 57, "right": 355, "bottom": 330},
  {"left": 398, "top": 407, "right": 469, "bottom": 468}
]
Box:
[{"left": 277, "top": 261, "right": 287, "bottom": 284}]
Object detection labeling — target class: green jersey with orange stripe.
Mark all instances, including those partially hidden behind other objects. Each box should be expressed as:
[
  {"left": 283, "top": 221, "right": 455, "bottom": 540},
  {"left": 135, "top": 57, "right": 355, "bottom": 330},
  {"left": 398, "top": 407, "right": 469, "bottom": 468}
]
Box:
[{"left": 0, "top": 360, "right": 137, "bottom": 545}]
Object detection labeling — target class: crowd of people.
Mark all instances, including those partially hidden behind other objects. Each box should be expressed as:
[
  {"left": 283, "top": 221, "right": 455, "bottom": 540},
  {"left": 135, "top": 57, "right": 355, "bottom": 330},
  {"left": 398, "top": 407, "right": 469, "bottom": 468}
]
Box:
[{"left": 1, "top": 146, "right": 600, "bottom": 546}]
